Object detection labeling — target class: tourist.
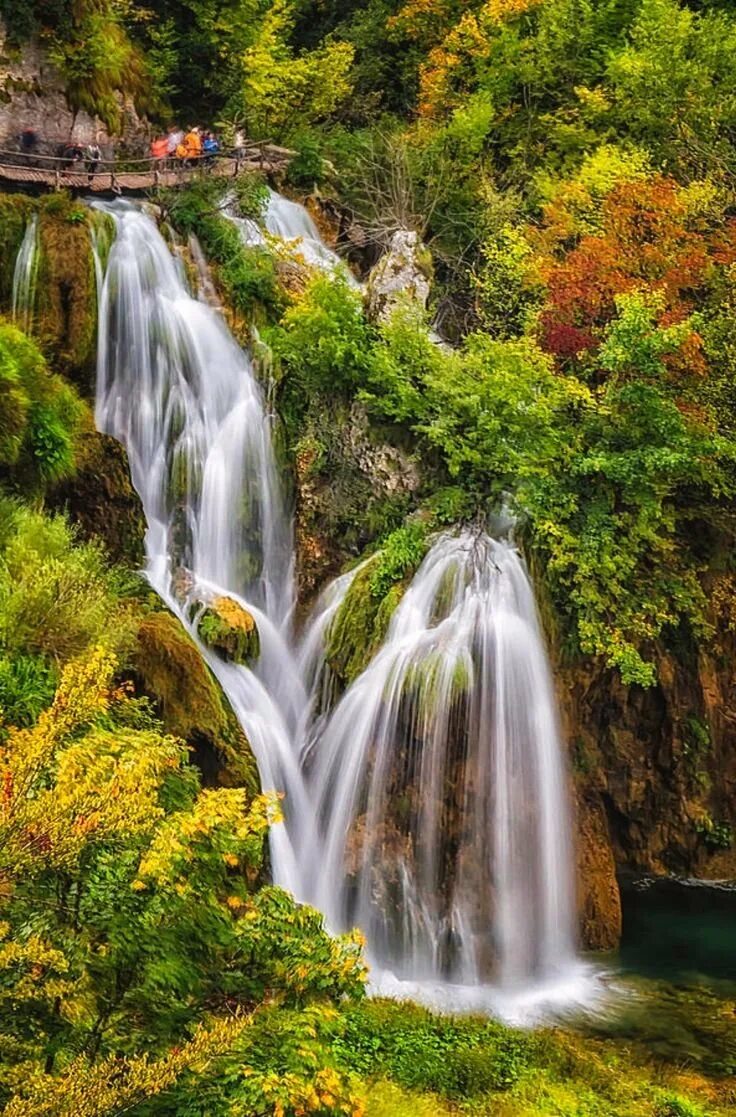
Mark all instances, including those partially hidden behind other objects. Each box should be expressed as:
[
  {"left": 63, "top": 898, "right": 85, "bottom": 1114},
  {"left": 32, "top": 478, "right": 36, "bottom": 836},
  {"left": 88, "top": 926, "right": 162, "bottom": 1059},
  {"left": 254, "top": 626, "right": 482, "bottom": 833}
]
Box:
[
  {"left": 202, "top": 131, "right": 220, "bottom": 164},
  {"left": 150, "top": 135, "right": 169, "bottom": 163},
  {"left": 166, "top": 124, "right": 184, "bottom": 161},
  {"left": 233, "top": 128, "right": 246, "bottom": 159},
  {"left": 86, "top": 139, "right": 102, "bottom": 184},
  {"left": 179, "top": 126, "right": 203, "bottom": 166},
  {"left": 62, "top": 141, "right": 84, "bottom": 169}
]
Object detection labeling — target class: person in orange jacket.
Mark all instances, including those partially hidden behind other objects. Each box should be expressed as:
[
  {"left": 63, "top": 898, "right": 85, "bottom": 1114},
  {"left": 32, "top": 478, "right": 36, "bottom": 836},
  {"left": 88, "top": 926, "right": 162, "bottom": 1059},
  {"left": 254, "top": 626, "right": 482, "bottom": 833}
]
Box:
[{"left": 181, "top": 127, "right": 203, "bottom": 164}]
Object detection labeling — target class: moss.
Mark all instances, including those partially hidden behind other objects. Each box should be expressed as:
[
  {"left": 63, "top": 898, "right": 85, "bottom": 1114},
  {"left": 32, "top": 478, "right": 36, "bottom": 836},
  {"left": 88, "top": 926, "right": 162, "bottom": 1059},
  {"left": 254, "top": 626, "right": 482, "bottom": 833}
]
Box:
[
  {"left": 47, "top": 429, "right": 146, "bottom": 567},
  {"left": 134, "top": 610, "right": 259, "bottom": 794},
  {"left": 326, "top": 559, "right": 405, "bottom": 686},
  {"left": 198, "top": 596, "right": 261, "bottom": 666},
  {"left": 35, "top": 196, "right": 97, "bottom": 393}
]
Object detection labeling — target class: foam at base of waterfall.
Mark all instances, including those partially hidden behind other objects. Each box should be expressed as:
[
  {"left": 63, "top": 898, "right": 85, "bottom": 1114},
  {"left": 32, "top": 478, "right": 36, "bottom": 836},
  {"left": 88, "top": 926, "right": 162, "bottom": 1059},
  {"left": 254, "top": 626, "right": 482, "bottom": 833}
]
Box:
[{"left": 369, "top": 959, "right": 607, "bottom": 1026}]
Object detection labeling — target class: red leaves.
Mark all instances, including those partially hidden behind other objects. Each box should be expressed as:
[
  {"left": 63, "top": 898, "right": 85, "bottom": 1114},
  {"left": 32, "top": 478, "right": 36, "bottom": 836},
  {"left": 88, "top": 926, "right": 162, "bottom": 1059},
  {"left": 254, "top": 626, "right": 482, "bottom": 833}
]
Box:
[{"left": 538, "top": 177, "right": 723, "bottom": 366}]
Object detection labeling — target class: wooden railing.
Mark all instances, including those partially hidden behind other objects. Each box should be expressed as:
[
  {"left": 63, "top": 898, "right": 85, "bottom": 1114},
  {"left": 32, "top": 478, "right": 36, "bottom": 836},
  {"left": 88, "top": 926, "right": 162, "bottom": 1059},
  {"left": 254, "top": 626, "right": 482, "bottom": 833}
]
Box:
[{"left": 0, "top": 142, "right": 295, "bottom": 194}]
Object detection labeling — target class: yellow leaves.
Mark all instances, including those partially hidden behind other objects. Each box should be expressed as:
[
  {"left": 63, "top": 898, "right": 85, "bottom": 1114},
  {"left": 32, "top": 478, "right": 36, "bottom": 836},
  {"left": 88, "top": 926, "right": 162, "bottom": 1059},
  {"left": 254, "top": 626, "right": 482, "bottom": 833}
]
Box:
[
  {"left": 45, "top": 644, "right": 116, "bottom": 739},
  {"left": 2, "top": 1015, "right": 251, "bottom": 1117},
  {"left": 136, "top": 790, "right": 278, "bottom": 894},
  {"left": 131, "top": 879, "right": 146, "bottom": 892}
]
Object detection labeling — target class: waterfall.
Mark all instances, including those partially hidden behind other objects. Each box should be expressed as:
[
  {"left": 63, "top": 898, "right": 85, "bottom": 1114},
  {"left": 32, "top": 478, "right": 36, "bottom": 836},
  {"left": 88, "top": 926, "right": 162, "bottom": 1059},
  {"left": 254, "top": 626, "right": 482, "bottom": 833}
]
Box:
[
  {"left": 224, "top": 187, "right": 357, "bottom": 279},
  {"left": 91, "top": 199, "right": 311, "bottom": 896},
  {"left": 12, "top": 215, "right": 38, "bottom": 331},
  {"left": 302, "top": 532, "right": 581, "bottom": 1013},
  {"left": 73, "top": 195, "right": 589, "bottom": 1020}
]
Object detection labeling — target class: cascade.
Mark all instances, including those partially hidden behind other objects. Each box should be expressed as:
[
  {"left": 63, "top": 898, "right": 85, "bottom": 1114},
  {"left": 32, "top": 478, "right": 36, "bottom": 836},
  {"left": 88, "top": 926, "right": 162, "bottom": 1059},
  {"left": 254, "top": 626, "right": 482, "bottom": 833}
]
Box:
[
  {"left": 92, "top": 199, "right": 311, "bottom": 896},
  {"left": 76, "top": 194, "right": 586, "bottom": 1019},
  {"left": 12, "top": 214, "right": 38, "bottom": 331},
  {"left": 225, "top": 187, "right": 357, "bottom": 278},
  {"left": 302, "top": 532, "right": 582, "bottom": 1014}
]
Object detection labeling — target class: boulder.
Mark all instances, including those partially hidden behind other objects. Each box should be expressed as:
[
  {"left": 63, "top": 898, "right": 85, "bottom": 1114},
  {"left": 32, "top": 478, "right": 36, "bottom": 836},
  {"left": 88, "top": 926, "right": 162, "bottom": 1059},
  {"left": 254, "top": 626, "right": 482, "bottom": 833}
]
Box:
[
  {"left": 365, "top": 229, "right": 432, "bottom": 323},
  {"left": 198, "top": 595, "right": 260, "bottom": 666}
]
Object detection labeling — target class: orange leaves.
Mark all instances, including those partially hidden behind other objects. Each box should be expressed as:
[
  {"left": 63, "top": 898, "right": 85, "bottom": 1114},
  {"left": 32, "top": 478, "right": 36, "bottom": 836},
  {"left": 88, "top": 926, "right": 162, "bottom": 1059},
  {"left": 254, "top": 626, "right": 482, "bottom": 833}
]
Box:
[{"left": 538, "top": 176, "right": 725, "bottom": 366}]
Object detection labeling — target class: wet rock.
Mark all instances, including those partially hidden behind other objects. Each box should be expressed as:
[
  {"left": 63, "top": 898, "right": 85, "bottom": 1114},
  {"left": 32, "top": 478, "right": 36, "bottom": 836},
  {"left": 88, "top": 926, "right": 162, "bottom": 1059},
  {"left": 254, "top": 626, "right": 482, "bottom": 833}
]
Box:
[
  {"left": 577, "top": 794, "right": 622, "bottom": 950},
  {"left": 365, "top": 229, "right": 433, "bottom": 323},
  {"left": 198, "top": 595, "right": 260, "bottom": 666}
]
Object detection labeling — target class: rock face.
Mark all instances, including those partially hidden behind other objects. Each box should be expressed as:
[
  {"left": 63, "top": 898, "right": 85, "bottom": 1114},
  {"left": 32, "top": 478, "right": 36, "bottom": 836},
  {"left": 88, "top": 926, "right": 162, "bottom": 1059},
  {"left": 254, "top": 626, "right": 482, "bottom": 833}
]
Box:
[
  {"left": 365, "top": 229, "right": 432, "bottom": 323},
  {"left": 0, "top": 23, "right": 144, "bottom": 150},
  {"left": 49, "top": 431, "right": 146, "bottom": 568},
  {"left": 557, "top": 626, "right": 736, "bottom": 948},
  {"left": 293, "top": 401, "right": 423, "bottom": 604},
  {"left": 134, "top": 610, "right": 258, "bottom": 793}
]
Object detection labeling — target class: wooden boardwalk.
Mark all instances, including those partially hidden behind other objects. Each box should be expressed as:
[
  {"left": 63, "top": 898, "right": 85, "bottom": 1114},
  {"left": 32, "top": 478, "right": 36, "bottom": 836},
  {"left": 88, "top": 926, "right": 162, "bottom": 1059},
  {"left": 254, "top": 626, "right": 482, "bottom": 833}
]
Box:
[{"left": 0, "top": 145, "right": 294, "bottom": 195}]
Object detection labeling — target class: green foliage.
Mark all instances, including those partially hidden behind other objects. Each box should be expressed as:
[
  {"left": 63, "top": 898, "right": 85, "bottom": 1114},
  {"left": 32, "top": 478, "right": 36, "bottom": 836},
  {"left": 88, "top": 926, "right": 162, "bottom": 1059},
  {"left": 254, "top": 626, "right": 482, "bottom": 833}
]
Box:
[
  {"left": 0, "top": 652, "right": 57, "bottom": 731},
  {"left": 695, "top": 817, "right": 733, "bottom": 851},
  {"left": 237, "top": 0, "right": 355, "bottom": 140},
  {"left": 0, "top": 648, "right": 367, "bottom": 1113},
  {"left": 0, "top": 506, "right": 135, "bottom": 667},
  {"left": 334, "top": 1000, "right": 532, "bottom": 1097},
  {"left": 164, "top": 179, "right": 285, "bottom": 322},
  {"left": 0, "top": 321, "right": 85, "bottom": 492},
  {"left": 327, "top": 559, "right": 405, "bottom": 685}
]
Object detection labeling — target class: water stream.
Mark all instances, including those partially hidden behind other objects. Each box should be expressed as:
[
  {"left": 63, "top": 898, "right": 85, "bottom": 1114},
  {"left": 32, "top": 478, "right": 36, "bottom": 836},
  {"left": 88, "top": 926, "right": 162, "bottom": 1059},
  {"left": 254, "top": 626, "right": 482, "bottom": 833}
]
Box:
[
  {"left": 12, "top": 214, "right": 38, "bottom": 331},
  {"left": 77, "top": 194, "right": 588, "bottom": 1019}
]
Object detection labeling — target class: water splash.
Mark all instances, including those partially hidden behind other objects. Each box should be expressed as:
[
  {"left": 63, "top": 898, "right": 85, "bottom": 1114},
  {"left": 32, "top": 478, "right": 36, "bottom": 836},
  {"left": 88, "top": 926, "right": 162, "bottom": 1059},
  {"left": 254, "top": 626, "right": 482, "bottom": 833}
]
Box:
[{"left": 12, "top": 215, "right": 39, "bottom": 331}]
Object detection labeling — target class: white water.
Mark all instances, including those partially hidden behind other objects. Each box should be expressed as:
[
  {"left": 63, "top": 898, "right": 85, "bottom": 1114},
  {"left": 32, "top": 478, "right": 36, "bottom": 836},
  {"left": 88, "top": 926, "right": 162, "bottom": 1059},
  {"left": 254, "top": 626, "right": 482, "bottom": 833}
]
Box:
[
  {"left": 92, "top": 199, "right": 310, "bottom": 894},
  {"left": 12, "top": 214, "right": 38, "bottom": 331},
  {"left": 302, "top": 532, "right": 586, "bottom": 1017},
  {"left": 82, "top": 196, "right": 590, "bottom": 1021},
  {"left": 225, "top": 187, "right": 357, "bottom": 279}
]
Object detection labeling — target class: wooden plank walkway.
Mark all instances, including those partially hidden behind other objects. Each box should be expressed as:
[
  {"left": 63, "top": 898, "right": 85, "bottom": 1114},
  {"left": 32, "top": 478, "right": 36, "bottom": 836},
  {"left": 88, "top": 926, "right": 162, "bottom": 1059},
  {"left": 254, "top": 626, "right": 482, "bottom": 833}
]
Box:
[{"left": 0, "top": 146, "right": 293, "bottom": 195}]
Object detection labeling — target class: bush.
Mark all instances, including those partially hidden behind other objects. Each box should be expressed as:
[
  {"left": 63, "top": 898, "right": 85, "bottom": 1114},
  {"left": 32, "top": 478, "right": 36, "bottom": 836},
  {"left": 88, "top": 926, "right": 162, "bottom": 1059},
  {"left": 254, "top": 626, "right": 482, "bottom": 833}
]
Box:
[
  {"left": 0, "top": 506, "right": 136, "bottom": 666},
  {"left": 0, "top": 320, "right": 85, "bottom": 491},
  {"left": 333, "top": 1000, "right": 532, "bottom": 1099}
]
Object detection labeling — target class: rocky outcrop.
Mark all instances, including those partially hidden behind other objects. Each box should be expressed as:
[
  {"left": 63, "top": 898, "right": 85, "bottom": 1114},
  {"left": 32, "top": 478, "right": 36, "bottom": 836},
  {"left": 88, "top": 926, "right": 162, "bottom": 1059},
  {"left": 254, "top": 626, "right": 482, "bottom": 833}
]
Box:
[
  {"left": 134, "top": 610, "right": 258, "bottom": 793},
  {"left": 294, "top": 401, "right": 423, "bottom": 603},
  {"left": 365, "top": 229, "right": 433, "bottom": 323},
  {"left": 556, "top": 620, "right": 736, "bottom": 948},
  {"left": 49, "top": 431, "right": 146, "bottom": 568},
  {"left": 0, "top": 24, "right": 145, "bottom": 150}
]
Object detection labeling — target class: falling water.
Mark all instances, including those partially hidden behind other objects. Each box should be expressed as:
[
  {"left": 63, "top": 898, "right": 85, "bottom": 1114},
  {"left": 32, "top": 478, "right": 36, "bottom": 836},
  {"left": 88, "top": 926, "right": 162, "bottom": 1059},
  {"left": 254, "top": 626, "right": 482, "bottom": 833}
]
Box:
[
  {"left": 92, "top": 199, "right": 310, "bottom": 894},
  {"left": 70, "top": 195, "right": 588, "bottom": 1019},
  {"left": 12, "top": 215, "right": 38, "bottom": 331},
  {"left": 225, "top": 186, "right": 356, "bottom": 277},
  {"left": 303, "top": 532, "right": 582, "bottom": 1014}
]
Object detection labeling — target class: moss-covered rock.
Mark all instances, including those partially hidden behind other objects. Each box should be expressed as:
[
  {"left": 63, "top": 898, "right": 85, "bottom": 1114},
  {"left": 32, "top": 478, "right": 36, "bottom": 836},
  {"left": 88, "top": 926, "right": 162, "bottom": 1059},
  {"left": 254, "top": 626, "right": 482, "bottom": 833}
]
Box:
[
  {"left": 0, "top": 194, "right": 34, "bottom": 307},
  {"left": 35, "top": 196, "right": 97, "bottom": 392},
  {"left": 326, "top": 558, "right": 405, "bottom": 687},
  {"left": 47, "top": 429, "right": 146, "bottom": 567},
  {"left": 134, "top": 609, "right": 258, "bottom": 794},
  {"left": 198, "top": 596, "right": 261, "bottom": 666}
]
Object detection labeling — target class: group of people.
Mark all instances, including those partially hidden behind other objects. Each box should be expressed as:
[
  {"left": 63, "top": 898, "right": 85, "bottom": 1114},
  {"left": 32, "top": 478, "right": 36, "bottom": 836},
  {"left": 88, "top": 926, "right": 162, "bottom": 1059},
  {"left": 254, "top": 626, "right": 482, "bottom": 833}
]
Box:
[
  {"left": 15, "top": 122, "right": 243, "bottom": 178},
  {"left": 150, "top": 125, "right": 223, "bottom": 166},
  {"left": 17, "top": 129, "right": 103, "bottom": 181}
]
